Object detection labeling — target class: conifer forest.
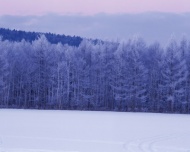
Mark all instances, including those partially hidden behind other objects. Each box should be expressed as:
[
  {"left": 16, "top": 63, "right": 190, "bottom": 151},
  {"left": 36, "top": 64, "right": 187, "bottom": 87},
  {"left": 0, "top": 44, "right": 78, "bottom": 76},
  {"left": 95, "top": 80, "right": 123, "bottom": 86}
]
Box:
[{"left": 0, "top": 29, "right": 190, "bottom": 113}]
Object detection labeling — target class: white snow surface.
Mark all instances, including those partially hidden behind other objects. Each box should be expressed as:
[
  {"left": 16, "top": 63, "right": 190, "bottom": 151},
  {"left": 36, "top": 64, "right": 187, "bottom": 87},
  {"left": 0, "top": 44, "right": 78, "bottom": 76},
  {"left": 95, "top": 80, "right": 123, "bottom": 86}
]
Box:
[{"left": 0, "top": 109, "right": 190, "bottom": 152}]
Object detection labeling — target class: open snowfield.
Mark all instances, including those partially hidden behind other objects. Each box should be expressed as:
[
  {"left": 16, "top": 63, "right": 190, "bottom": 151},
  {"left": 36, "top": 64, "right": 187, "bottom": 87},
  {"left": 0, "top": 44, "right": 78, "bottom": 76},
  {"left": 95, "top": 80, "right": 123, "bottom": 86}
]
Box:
[{"left": 0, "top": 110, "right": 190, "bottom": 152}]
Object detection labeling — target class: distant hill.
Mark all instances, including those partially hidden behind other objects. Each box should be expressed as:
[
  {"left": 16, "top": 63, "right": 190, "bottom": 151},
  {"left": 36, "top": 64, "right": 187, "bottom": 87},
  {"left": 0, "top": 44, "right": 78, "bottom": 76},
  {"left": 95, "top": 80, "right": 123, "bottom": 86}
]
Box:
[{"left": 0, "top": 28, "right": 83, "bottom": 46}]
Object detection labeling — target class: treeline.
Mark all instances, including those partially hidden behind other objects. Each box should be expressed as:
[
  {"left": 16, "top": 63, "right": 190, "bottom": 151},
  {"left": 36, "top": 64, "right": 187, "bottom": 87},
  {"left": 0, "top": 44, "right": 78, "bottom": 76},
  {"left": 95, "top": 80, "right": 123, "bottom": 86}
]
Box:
[
  {"left": 0, "top": 28, "right": 82, "bottom": 46},
  {"left": 0, "top": 35, "right": 190, "bottom": 113}
]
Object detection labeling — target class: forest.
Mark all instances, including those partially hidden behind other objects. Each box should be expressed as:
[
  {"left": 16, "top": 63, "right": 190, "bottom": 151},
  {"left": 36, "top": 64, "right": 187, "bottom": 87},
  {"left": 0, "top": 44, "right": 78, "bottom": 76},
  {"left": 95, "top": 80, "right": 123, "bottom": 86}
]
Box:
[
  {"left": 0, "top": 30, "right": 190, "bottom": 113},
  {"left": 0, "top": 28, "right": 82, "bottom": 46}
]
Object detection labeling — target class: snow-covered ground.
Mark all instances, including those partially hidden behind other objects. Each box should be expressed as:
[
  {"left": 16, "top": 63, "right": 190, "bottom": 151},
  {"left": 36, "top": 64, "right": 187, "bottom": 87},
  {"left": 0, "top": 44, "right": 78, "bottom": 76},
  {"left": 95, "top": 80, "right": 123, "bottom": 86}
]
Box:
[{"left": 0, "top": 110, "right": 190, "bottom": 152}]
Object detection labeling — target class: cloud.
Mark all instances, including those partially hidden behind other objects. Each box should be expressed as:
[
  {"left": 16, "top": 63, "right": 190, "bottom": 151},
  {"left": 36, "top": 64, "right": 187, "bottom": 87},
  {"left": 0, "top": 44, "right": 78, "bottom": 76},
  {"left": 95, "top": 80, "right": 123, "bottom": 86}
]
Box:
[
  {"left": 0, "top": 12, "right": 190, "bottom": 45},
  {"left": 1, "top": 0, "right": 190, "bottom": 15}
]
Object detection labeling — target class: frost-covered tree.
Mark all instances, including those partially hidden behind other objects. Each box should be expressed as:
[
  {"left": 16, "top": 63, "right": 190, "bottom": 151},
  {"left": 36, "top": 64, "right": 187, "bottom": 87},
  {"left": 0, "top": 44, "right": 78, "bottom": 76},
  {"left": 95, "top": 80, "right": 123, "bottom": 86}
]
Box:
[
  {"left": 76, "top": 40, "right": 96, "bottom": 109},
  {"left": 113, "top": 42, "right": 131, "bottom": 111},
  {"left": 0, "top": 38, "right": 10, "bottom": 107},
  {"left": 53, "top": 43, "right": 67, "bottom": 109},
  {"left": 180, "top": 38, "right": 190, "bottom": 113},
  {"left": 32, "top": 35, "right": 53, "bottom": 108},
  {"left": 127, "top": 39, "right": 148, "bottom": 111},
  {"left": 144, "top": 42, "right": 163, "bottom": 112},
  {"left": 161, "top": 39, "right": 187, "bottom": 113}
]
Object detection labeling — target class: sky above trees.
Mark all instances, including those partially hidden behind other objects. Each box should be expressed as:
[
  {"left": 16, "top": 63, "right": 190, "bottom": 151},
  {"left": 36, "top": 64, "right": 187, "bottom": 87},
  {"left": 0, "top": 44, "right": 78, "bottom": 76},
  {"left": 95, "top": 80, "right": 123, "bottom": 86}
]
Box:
[
  {"left": 0, "top": 0, "right": 190, "bottom": 44},
  {"left": 0, "top": 0, "right": 190, "bottom": 15}
]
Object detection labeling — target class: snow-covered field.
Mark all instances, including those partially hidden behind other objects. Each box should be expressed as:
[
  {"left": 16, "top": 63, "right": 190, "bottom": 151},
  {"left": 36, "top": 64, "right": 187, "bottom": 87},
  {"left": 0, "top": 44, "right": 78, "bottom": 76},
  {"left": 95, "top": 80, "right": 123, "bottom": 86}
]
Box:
[{"left": 0, "top": 110, "right": 190, "bottom": 152}]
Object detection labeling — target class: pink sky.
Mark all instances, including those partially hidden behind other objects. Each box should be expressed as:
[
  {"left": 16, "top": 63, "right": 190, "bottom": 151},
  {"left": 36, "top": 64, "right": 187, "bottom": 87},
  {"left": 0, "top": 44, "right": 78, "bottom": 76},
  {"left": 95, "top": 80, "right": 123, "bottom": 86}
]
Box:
[{"left": 0, "top": 0, "right": 190, "bottom": 15}]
